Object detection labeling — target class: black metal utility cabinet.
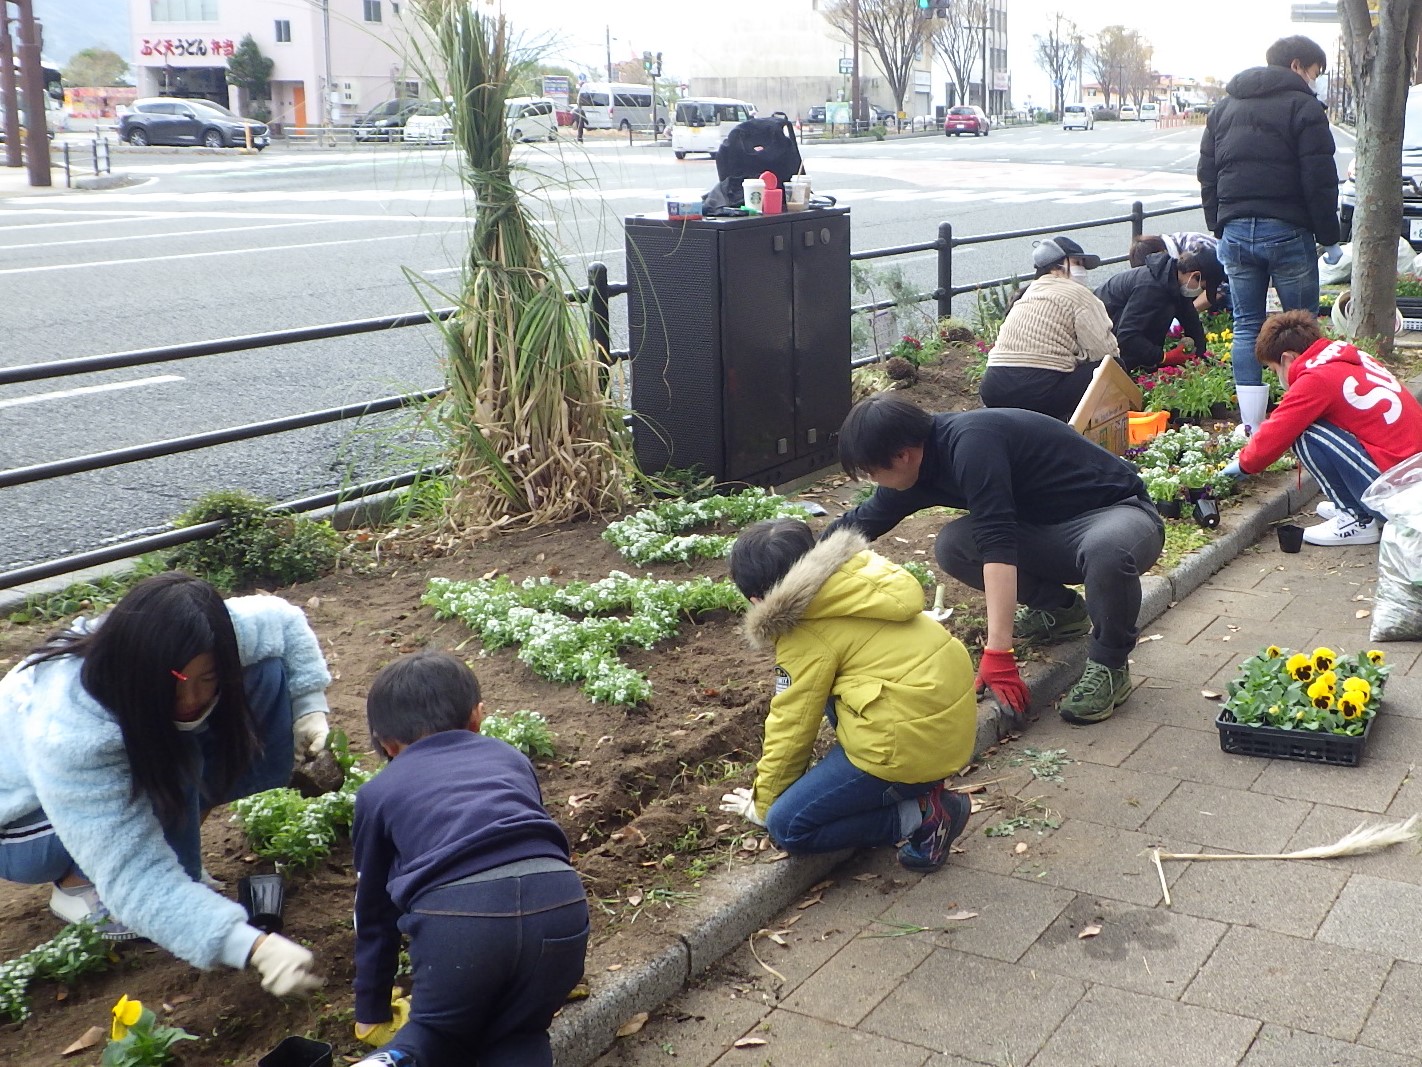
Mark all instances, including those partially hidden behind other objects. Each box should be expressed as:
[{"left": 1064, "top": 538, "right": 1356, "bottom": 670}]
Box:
[{"left": 626, "top": 207, "right": 851, "bottom": 486}]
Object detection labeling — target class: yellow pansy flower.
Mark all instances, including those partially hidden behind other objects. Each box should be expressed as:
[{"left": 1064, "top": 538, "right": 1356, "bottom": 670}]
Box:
[
  {"left": 1315, "top": 669, "right": 1338, "bottom": 693},
  {"left": 1342, "top": 677, "right": 1371, "bottom": 702},
  {"left": 111, "top": 994, "right": 143, "bottom": 1041},
  {"left": 1306, "top": 679, "right": 1334, "bottom": 709},
  {"left": 1366, "top": 649, "right": 1386, "bottom": 665},
  {"left": 1338, "top": 693, "right": 1366, "bottom": 720},
  {"left": 1285, "top": 653, "right": 1313, "bottom": 682},
  {"left": 1312, "top": 646, "right": 1336, "bottom": 672},
  {"left": 1264, "top": 645, "right": 1283, "bottom": 659}
]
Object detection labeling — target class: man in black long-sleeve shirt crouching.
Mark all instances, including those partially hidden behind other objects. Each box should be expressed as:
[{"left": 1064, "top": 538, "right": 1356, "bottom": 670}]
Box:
[{"left": 826, "top": 395, "right": 1165, "bottom": 725}]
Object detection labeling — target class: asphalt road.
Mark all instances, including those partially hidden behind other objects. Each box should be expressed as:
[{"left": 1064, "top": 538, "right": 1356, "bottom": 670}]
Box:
[{"left": 0, "top": 118, "right": 1352, "bottom": 575}]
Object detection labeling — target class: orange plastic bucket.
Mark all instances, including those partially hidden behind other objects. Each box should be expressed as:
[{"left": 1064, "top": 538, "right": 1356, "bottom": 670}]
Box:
[{"left": 1128, "top": 410, "right": 1169, "bottom": 445}]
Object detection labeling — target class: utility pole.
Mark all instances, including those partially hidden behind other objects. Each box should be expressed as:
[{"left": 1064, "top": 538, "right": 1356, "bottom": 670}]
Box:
[
  {"left": 605, "top": 25, "right": 613, "bottom": 82},
  {"left": 13, "top": 0, "right": 49, "bottom": 187},
  {"left": 0, "top": 12, "right": 21, "bottom": 168},
  {"left": 851, "top": 0, "right": 861, "bottom": 127},
  {"left": 322, "top": 0, "right": 333, "bottom": 127},
  {"left": 981, "top": 16, "right": 988, "bottom": 113}
]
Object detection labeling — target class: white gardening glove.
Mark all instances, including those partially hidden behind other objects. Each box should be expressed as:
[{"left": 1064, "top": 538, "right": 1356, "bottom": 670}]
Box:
[
  {"left": 292, "top": 712, "right": 330, "bottom": 758},
  {"left": 248, "top": 933, "right": 323, "bottom": 996},
  {"left": 719, "top": 787, "right": 766, "bottom": 827},
  {"left": 1322, "top": 244, "right": 1343, "bottom": 265}
]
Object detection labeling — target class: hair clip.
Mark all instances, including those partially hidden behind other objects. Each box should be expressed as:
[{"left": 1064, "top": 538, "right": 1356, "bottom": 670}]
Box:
[{"left": 170, "top": 669, "right": 188, "bottom": 682}]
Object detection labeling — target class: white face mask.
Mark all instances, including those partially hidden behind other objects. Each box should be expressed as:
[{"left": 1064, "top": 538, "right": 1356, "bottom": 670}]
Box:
[
  {"left": 173, "top": 694, "right": 219, "bottom": 732},
  {"left": 1069, "top": 264, "right": 1089, "bottom": 284},
  {"left": 1180, "top": 276, "right": 1204, "bottom": 299}
]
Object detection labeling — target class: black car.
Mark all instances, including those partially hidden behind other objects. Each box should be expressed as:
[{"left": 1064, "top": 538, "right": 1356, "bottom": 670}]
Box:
[
  {"left": 119, "top": 97, "right": 268, "bottom": 150},
  {"left": 806, "top": 105, "right": 826, "bottom": 124},
  {"left": 1340, "top": 83, "right": 1422, "bottom": 249},
  {"left": 353, "top": 98, "right": 424, "bottom": 142}
]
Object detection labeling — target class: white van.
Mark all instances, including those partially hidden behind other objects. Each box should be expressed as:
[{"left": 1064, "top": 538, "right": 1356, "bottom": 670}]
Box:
[
  {"left": 1138, "top": 102, "right": 1160, "bottom": 122},
  {"left": 671, "top": 97, "right": 754, "bottom": 159},
  {"left": 576, "top": 82, "right": 665, "bottom": 132},
  {"left": 505, "top": 96, "right": 557, "bottom": 142}
]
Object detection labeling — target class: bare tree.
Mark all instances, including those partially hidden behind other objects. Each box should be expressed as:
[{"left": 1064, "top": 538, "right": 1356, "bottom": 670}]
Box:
[
  {"left": 823, "top": 0, "right": 928, "bottom": 116},
  {"left": 1034, "top": 12, "right": 1077, "bottom": 119},
  {"left": 931, "top": 0, "right": 984, "bottom": 109},
  {"left": 1123, "top": 34, "right": 1154, "bottom": 107},
  {"left": 1090, "top": 24, "right": 1134, "bottom": 108},
  {"left": 1341, "top": 0, "right": 1422, "bottom": 355}
]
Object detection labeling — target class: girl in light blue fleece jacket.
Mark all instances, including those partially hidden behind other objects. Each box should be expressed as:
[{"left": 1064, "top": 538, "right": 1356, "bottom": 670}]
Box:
[{"left": 0, "top": 572, "right": 327, "bottom": 996}]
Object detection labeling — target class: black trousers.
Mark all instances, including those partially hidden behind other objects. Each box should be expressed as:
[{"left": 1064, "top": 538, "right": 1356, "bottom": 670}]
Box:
[
  {"left": 935, "top": 499, "right": 1164, "bottom": 670},
  {"left": 978, "top": 362, "right": 1096, "bottom": 423},
  {"left": 384, "top": 867, "right": 589, "bottom": 1067}
]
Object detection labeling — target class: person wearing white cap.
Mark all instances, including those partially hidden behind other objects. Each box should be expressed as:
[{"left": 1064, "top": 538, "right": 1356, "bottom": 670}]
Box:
[{"left": 978, "top": 236, "right": 1120, "bottom": 422}]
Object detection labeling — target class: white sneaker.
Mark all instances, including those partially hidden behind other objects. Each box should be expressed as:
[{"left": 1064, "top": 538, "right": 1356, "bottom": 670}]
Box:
[
  {"left": 1314, "top": 500, "right": 1339, "bottom": 520},
  {"left": 1302, "top": 514, "right": 1382, "bottom": 546},
  {"left": 49, "top": 883, "right": 140, "bottom": 941}
]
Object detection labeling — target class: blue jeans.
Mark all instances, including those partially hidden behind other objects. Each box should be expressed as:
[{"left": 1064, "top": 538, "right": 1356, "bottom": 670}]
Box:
[
  {"left": 383, "top": 868, "right": 589, "bottom": 1067},
  {"left": 765, "top": 744, "right": 938, "bottom": 853},
  {"left": 1294, "top": 421, "right": 1385, "bottom": 523},
  {"left": 0, "top": 658, "right": 295, "bottom": 885},
  {"left": 1218, "top": 218, "right": 1320, "bottom": 387}
]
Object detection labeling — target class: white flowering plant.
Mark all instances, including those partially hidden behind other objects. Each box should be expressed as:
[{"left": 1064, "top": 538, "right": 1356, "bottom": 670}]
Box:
[
  {"left": 0, "top": 921, "right": 112, "bottom": 1023},
  {"left": 602, "top": 489, "right": 812, "bottom": 565},
  {"left": 1128, "top": 424, "right": 1293, "bottom": 503},
  {"left": 424, "top": 571, "right": 747, "bottom": 706},
  {"left": 230, "top": 729, "right": 375, "bottom": 868},
  {"left": 481, "top": 709, "right": 556, "bottom": 758}
]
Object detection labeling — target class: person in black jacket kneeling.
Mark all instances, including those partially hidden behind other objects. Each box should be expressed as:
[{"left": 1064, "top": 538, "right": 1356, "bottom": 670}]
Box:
[
  {"left": 1094, "top": 248, "right": 1223, "bottom": 374},
  {"left": 826, "top": 394, "right": 1165, "bottom": 726}
]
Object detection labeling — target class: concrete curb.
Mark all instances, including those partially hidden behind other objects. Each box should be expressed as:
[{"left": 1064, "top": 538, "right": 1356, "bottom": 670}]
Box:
[{"left": 549, "top": 472, "right": 1320, "bottom": 1066}]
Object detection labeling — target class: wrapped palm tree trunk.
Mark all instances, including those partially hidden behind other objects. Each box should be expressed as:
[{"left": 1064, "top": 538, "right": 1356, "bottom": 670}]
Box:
[{"left": 416, "top": 1, "right": 633, "bottom": 531}]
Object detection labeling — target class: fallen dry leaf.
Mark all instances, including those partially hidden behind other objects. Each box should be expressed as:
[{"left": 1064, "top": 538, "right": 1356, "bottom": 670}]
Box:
[
  {"left": 944, "top": 909, "right": 979, "bottom": 922},
  {"left": 607, "top": 963, "right": 623, "bottom": 971},
  {"left": 305, "top": 596, "right": 321, "bottom": 609},
  {"left": 1137, "top": 633, "right": 1163, "bottom": 643},
  {"left": 62, "top": 1027, "right": 105, "bottom": 1056},
  {"left": 567, "top": 792, "right": 597, "bottom": 812},
  {"left": 1078, "top": 924, "right": 1102, "bottom": 940},
  {"left": 1356, "top": 609, "right": 1372, "bottom": 619},
  {"left": 616, "top": 1012, "right": 649, "bottom": 1038},
  {"left": 626, "top": 890, "right": 644, "bottom": 907},
  {"left": 1014, "top": 841, "right": 1029, "bottom": 854},
  {"left": 969, "top": 797, "right": 986, "bottom": 813},
  {"left": 852, "top": 872, "right": 880, "bottom": 882},
  {"left": 808, "top": 878, "right": 835, "bottom": 893},
  {"left": 1201, "top": 689, "right": 1222, "bottom": 700},
  {"left": 796, "top": 894, "right": 823, "bottom": 910},
  {"left": 733, "top": 1036, "right": 769, "bottom": 1048},
  {"left": 480, "top": 568, "right": 499, "bottom": 580}
]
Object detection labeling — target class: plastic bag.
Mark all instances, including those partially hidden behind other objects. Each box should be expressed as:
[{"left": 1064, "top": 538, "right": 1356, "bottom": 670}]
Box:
[
  {"left": 1360, "top": 452, "right": 1422, "bottom": 641},
  {"left": 1319, "top": 243, "right": 1352, "bottom": 285}
]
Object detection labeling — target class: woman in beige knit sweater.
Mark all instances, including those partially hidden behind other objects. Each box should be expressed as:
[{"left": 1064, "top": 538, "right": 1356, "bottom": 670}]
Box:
[{"left": 979, "top": 236, "right": 1120, "bottom": 421}]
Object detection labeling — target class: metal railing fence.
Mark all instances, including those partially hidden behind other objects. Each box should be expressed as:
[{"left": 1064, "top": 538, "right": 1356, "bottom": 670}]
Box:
[{"left": 0, "top": 199, "right": 1199, "bottom": 593}]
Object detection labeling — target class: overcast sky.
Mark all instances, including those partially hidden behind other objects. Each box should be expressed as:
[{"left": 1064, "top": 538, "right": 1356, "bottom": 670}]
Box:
[{"left": 510, "top": 0, "right": 1342, "bottom": 106}]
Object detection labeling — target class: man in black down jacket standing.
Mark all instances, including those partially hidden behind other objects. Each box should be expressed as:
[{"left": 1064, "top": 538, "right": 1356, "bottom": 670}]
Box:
[{"left": 1197, "top": 35, "right": 1340, "bottom": 438}]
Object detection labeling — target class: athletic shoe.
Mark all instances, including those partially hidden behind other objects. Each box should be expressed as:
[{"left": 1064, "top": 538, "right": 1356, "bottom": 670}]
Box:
[
  {"left": 1315, "top": 500, "right": 1339, "bottom": 520},
  {"left": 897, "top": 785, "right": 971, "bottom": 872},
  {"left": 49, "top": 883, "right": 140, "bottom": 941},
  {"left": 1013, "top": 593, "right": 1091, "bottom": 646},
  {"left": 1059, "top": 661, "right": 1133, "bottom": 725},
  {"left": 1302, "top": 514, "right": 1382, "bottom": 547}
]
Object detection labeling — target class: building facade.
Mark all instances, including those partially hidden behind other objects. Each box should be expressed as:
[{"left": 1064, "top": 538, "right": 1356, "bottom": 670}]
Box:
[{"left": 129, "top": 0, "right": 429, "bottom": 128}]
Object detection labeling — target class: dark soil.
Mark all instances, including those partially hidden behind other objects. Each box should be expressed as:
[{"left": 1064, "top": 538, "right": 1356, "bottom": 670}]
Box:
[{"left": 0, "top": 358, "right": 988, "bottom": 1066}]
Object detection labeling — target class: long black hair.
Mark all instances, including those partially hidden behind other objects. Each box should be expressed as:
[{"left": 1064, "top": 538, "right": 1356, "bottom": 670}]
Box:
[{"left": 26, "top": 572, "right": 258, "bottom": 822}]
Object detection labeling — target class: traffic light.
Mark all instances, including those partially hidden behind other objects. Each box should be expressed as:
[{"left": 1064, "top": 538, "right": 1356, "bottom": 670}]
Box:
[
  {"left": 919, "top": 0, "right": 948, "bottom": 16},
  {"left": 642, "top": 50, "right": 653, "bottom": 74},
  {"left": 654, "top": 52, "right": 663, "bottom": 77}
]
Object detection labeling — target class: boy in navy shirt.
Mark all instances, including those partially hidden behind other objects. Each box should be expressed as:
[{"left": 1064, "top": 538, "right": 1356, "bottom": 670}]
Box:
[{"left": 350, "top": 652, "right": 588, "bottom": 1067}]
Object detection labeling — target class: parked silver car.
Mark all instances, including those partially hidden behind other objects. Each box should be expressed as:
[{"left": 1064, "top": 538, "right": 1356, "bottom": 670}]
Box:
[{"left": 119, "top": 97, "right": 269, "bottom": 150}]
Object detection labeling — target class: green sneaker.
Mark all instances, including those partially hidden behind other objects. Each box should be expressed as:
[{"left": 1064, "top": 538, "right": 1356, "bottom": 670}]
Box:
[
  {"left": 1059, "top": 661, "right": 1133, "bottom": 724},
  {"left": 1013, "top": 594, "right": 1091, "bottom": 646}
]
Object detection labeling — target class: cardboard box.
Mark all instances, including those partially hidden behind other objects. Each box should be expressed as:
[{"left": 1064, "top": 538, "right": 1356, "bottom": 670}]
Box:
[{"left": 1070, "top": 357, "right": 1144, "bottom": 455}]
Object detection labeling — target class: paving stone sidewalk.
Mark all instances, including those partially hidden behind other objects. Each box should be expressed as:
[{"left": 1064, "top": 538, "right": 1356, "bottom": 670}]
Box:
[{"left": 595, "top": 517, "right": 1422, "bottom": 1067}]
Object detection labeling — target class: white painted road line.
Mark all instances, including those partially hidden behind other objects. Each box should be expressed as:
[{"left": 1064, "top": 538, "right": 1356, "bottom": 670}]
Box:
[
  {"left": 0, "top": 220, "right": 332, "bottom": 253},
  {"left": 0, "top": 374, "right": 184, "bottom": 409}
]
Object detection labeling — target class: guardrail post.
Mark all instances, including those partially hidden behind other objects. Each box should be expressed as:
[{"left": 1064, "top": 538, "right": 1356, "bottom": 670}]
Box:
[
  {"left": 1131, "top": 200, "right": 1145, "bottom": 241},
  {"left": 61, "top": 143, "right": 71, "bottom": 188},
  {"left": 588, "top": 261, "right": 611, "bottom": 362},
  {"left": 937, "top": 221, "right": 954, "bottom": 321}
]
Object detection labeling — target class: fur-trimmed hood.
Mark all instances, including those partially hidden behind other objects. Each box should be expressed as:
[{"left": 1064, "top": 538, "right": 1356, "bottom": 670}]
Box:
[{"left": 742, "top": 527, "right": 927, "bottom": 650}]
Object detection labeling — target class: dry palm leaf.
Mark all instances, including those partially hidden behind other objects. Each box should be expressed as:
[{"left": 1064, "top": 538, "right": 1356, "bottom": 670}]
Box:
[{"left": 1157, "top": 814, "right": 1421, "bottom": 862}]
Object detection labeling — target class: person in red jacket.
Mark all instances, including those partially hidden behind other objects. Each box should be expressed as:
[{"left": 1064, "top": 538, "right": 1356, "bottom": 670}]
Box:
[{"left": 1222, "top": 310, "right": 1422, "bottom": 546}]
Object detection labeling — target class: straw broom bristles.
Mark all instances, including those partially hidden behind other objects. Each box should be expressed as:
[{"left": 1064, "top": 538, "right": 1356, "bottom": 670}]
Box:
[{"left": 1156, "top": 814, "right": 1422, "bottom": 863}]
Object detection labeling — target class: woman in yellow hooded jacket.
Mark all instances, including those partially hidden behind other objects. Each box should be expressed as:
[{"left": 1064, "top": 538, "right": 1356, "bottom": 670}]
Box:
[{"left": 721, "top": 519, "right": 977, "bottom": 872}]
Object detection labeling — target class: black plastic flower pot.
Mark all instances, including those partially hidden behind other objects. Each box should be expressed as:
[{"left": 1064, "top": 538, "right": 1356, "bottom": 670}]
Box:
[
  {"left": 238, "top": 873, "right": 286, "bottom": 934},
  {"left": 1192, "top": 498, "right": 1221, "bottom": 529},
  {"left": 1276, "top": 523, "right": 1305, "bottom": 553},
  {"left": 259, "top": 1037, "right": 333, "bottom": 1067},
  {"left": 1185, "top": 486, "right": 1212, "bottom": 503},
  {"left": 1154, "top": 498, "right": 1182, "bottom": 519}
]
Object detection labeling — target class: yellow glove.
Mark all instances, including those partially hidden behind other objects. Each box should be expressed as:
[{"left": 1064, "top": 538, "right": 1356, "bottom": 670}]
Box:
[{"left": 355, "top": 994, "right": 410, "bottom": 1046}]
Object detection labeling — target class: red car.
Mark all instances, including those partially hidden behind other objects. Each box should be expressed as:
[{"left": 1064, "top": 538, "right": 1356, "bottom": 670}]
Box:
[{"left": 943, "top": 105, "right": 990, "bottom": 137}]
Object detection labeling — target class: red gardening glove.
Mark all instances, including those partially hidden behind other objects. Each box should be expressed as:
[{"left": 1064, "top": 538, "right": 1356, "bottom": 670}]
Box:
[
  {"left": 1161, "top": 345, "right": 1191, "bottom": 367},
  {"left": 975, "top": 648, "right": 1030, "bottom": 714}
]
